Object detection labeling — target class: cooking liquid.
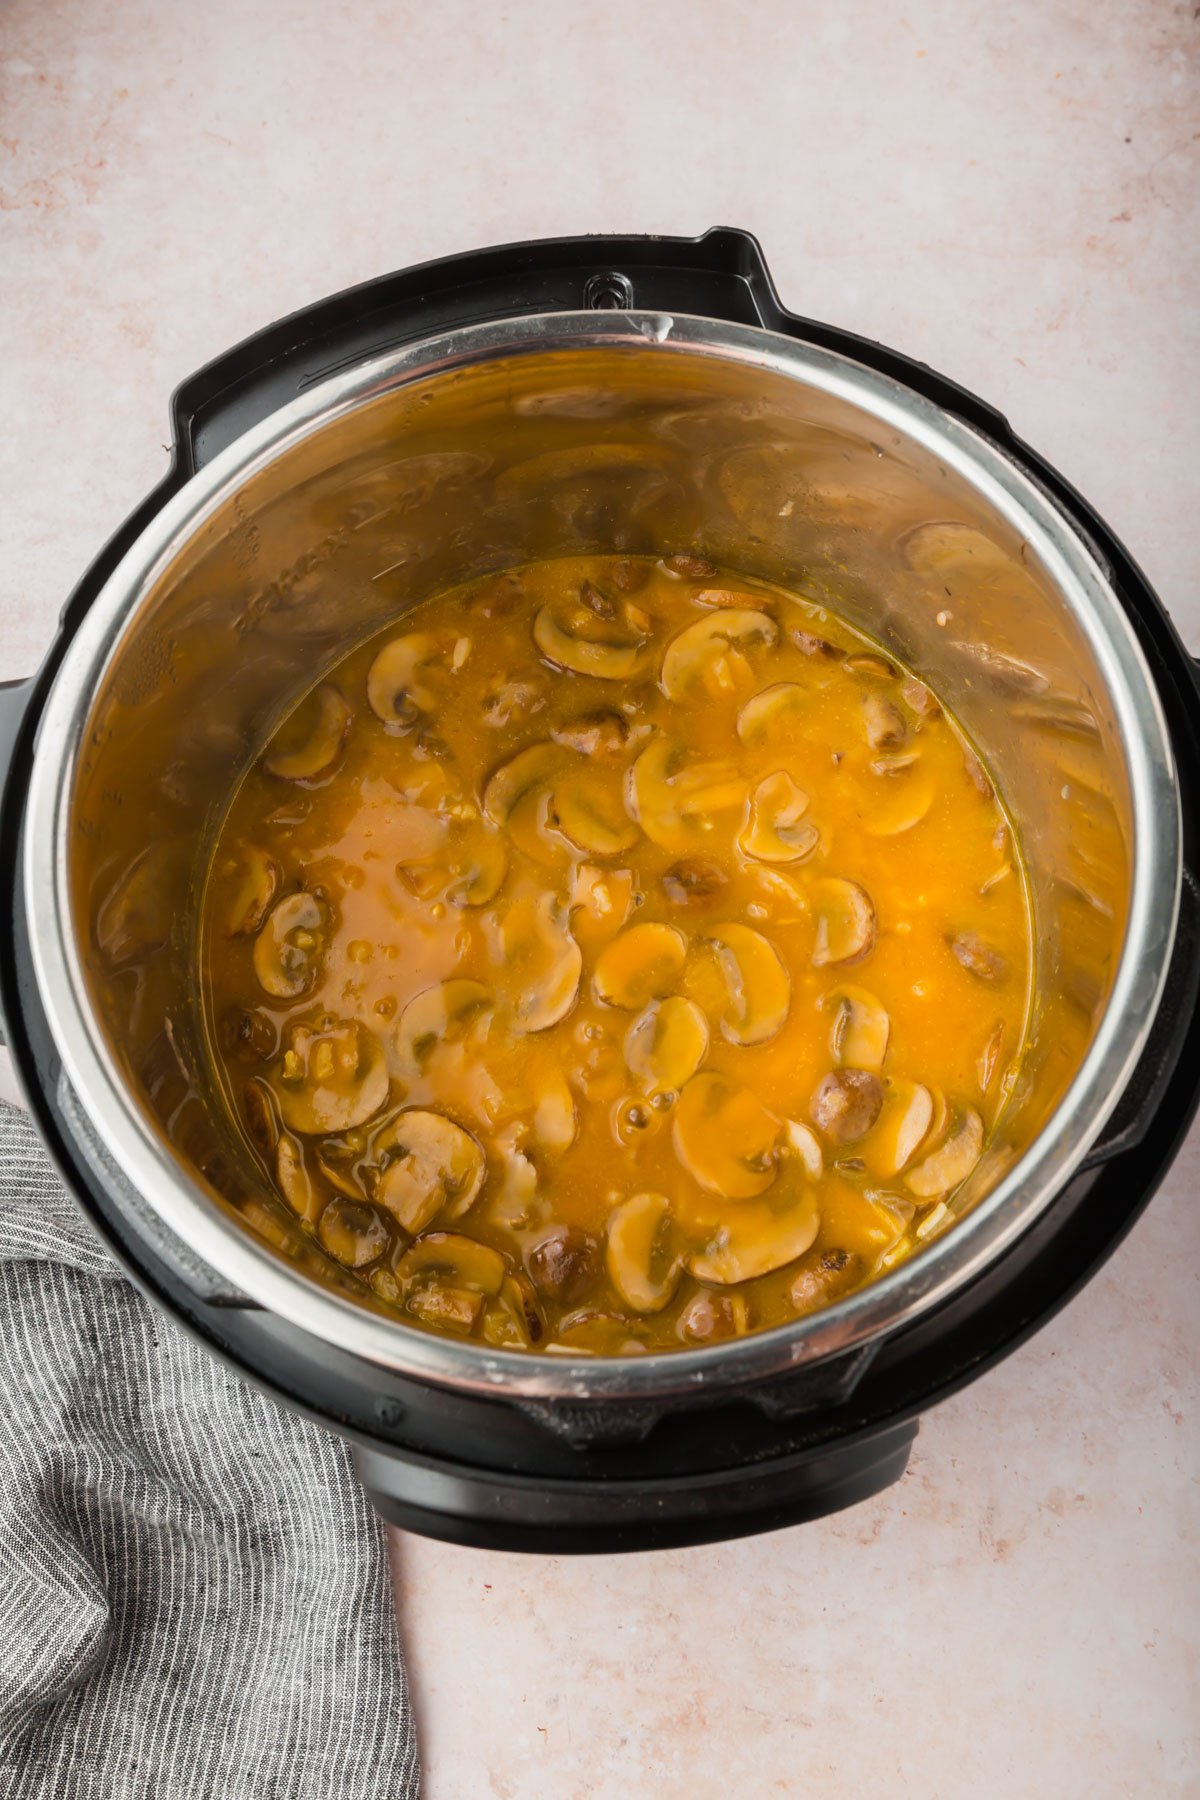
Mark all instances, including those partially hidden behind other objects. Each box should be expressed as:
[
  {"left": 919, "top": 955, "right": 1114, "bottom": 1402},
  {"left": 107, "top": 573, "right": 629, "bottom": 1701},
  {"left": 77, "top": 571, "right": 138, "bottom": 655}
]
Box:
[{"left": 200, "top": 556, "right": 1032, "bottom": 1353}]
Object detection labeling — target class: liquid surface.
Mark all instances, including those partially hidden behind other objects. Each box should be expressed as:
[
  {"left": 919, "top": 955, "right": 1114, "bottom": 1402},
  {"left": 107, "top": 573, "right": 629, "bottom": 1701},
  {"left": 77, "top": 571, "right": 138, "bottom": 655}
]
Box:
[{"left": 201, "top": 556, "right": 1032, "bottom": 1354}]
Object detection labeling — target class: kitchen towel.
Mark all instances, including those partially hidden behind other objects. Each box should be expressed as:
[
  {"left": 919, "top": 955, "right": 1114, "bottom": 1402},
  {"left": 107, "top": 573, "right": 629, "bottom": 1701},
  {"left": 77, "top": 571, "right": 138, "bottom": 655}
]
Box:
[{"left": 0, "top": 1100, "right": 420, "bottom": 1799}]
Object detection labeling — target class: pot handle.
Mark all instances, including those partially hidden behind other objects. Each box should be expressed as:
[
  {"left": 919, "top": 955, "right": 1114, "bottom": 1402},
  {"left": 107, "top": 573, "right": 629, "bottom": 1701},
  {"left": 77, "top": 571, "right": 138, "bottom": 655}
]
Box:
[{"left": 170, "top": 227, "right": 1012, "bottom": 474}]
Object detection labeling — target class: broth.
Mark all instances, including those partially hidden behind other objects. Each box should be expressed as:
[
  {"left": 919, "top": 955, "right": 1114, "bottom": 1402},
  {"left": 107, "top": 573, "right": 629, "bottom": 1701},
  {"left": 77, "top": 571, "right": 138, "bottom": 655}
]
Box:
[{"left": 200, "top": 555, "right": 1032, "bottom": 1353}]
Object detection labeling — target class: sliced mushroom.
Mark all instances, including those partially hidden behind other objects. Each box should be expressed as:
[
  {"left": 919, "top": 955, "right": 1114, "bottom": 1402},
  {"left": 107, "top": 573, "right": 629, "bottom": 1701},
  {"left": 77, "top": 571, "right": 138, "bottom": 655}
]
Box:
[
  {"left": 811, "top": 877, "right": 877, "bottom": 967},
  {"left": 676, "top": 1289, "right": 747, "bottom": 1344},
  {"left": 405, "top": 1284, "right": 485, "bottom": 1335},
  {"left": 243, "top": 1077, "right": 280, "bottom": 1156},
  {"left": 809, "top": 1069, "right": 884, "bottom": 1144},
  {"left": 661, "top": 610, "right": 778, "bottom": 703},
  {"left": 481, "top": 741, "right": 565, "bottom": 830},
  {"left": 792, "top": 630, "right": 844, "bottom": 660},
  {"left": 606, "top": 1192, "right": 683, "bottom": 1313},
  {"left": 862, "top": 690, "right": 907, "bottom": 750},
  {"left": 533, "top": 605, "right": 646, "bottom": 680},
  {"left": 394, "top": 979, "right": 492, "bottom": 1072},
  {"left": 863, "top": 757, "right": 936, "bottom": 836},
  {"left": 593, "top": 922, "right": 687, "bottom": 1011},
  {"left": 568, "top": 863, "right": 635, "bottom": 941},
  {"left": 685, "top": 1194, "right": 820, "bottom": 1285},
  {"left": 660, "top": 858, "right": 727, "bottom": 908},
  {"left": 624, "top": 995, "right": 709, "bottom": 1092},
  {"left": 375, "top": 1111, "right": 487, "bottom": 1233},
  {"left": 826, "top": 986, "right": 890, "bottom": 1072},
  {"left": 901, "top": 676, "right": 940, "bottom": 717},
  {"left": 705, "top": 922, "right": 791, "bottom": 1047},
  {"left": 265, "top": 684, "right": 351, "bottom": 781},
  {"left": 501, "top": 892, "right": 583, "bottom": 1032},
  {"left": 949, "top": 931, "right": 1009, "bottom": 983},
  {"left": 551, "top": 708, "right": 630, "bottom": 758},
  {"left": 552, "top": 767, "right": 639, "bottom": 857},
  {"left": 906, "top": 1105, "right": 984, "bottom": 1198},
  {"left": 845, "top": 653, "right": 895, "bottom": 680},
  {"left": 274, "top": 1018, "right": 390, "bottom": 1135},
  {"left": 977, "top": 1020, "right": 1006, "bottom": 1094},
  {"left": 446, "top": 828, "right": 508, "bottom": 907},
  {"left": 783, "top": 1119, "right": 824, "bottom": 1179},
  {"left": 864, "top": 1079, "right": 934, "bottom": 1177},
  {"left": 963, "top": 747, "right": 995, "bottom": 799},
  {"left": 252, "top": 891, "right": 328, "bottom": 1000},
  {"left": 397, "top": 1231, "right": 507, "bottom": 1296},
  {"left": 552, "top": 1310, "right": 644, "bottom": 1354},
  {"left": 663, "top": 552, "right": 717, "bottom": 578},
  {"left": 276, "top": 1134, "right": 320, "bottom": 1222},
  {"left": 628, "top": 738, "right": 747, "bottom": 853},
  {"left": 314, "top": 1150, "right": 367, "bottom": 1201},
  {"left": 789, "top": 1247, "right": 863, "bottom": 1312},
  {"left": 481, "top": 1272, "right": 545, "bottom": 1348},
  {"left": 525, "top": 1225, "right": 601, "bottom": 1302},
  {"left": 738, "top": 771, "right": 818, "bottom": 864},
  {"left": 533, "top": 1068, "right": 578, "bottom": 1153},
  {"left": 367, "top": 632, "right": 442, "bottom": 728},
  {"left": 225, "top": 849, "right": 280, "bottom": 937},
  {"left": 736, "top": 681, "right": 807, "bottom": 745},
  {"left": 317, "top": 1196, "right": 390, "bottom": 1268},
  {"left": 673, "top": 1070, "right": 781, "bottom": 1200}
]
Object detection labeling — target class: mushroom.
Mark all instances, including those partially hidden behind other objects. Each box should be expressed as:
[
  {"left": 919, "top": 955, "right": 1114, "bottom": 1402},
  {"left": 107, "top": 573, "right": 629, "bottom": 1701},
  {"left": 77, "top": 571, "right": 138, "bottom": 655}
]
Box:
[
  {"left": 661, "top": 609, "right": 778, "bottom": 703},
  {"left": 704, "top": 922, "right": 791, "bottom": 1046},
  {"left": 736, "top": 681, "right": 807, "bottom": 745},
  {"left": 481, "top": 741, "right": 566, "bottom": 831},
  {"left": 789, "top": 1247, "right": 863, "bottom": 1312},
  {"left": 738, "top": 771, "right": 819, "bottom": 864},
  {"left": 446, "top": 827, "right": 508, "bottom": 907},
  {"left": 605, "top": 1192, "right": 683, "bottom": 1313},
  {"left": 243, "top": 1077, "right": 280, "bottom": 1156},
  {"left": 845, "top": 653, "right": 895, "bottom": 680},
  {"left": 568, "top": 863, "right": 635, "bottom": 942},
  {"left": 552, "top": 767, "right": 639, "bottom": 857},
  {"left": 864, "top": 1080, "right": 935, "bottom": 1177},
  {"left": 783, "top": 1119, "right": 824, "bottom": 1179},
  {"left": 265, "top": 684, "right": 351, "bottom": 781},
  {"left": 906, "top": 1105, "right": 984, "bottom": 1198},
  {"left": 405, "top": 1284, "right": 485, "bottom": 1335},
  {"left": 551, "top": 708, "right": 630, "bottom": 758},
  {"left": 963, "top": 748, "right": 995, "bottom": 799},
  {"left": 481, "top": 1272, "right": 545, "bottom": 1348},
  {"left": 811, "top": 877, "right": 877, "bottom": 967},
  {"left": 375, "top": 1111, "right": 488, "bottom": 1234},
  {"left": 593, "top": 921, "right": 688, "bottom": 1011},
  {"left": 533, "top": 605, "right": 647, "bottom": 680},
  {"left": 525, "top": 1225, "right": 601, "bottom": 1303},
  {"left": 863, "top": 756, "right": 936, "bottom": 836},
  {"left": 624, "top": 995, "right": 709, "bottom": 1092},
  {"left": 672, "top": 1070, "right": 781, "bottom": 1200},
  {"left": 552, "top": 1310, "right": 644, "bottom": 1354},
  {"left": 396, "top": 1231, "right": 507, "bottom": 1296},
  {"left": 628, "top": 738, "right": 747, "bottom": 853},
  {"left": 901, "top": 676, "right": 940, "bottom": 717},
  {"left": 367, "top": 632, "right": 442, "bottom": 728},
  {"left": 809, "top": 1069, "right": 884, "bottom": 1144},
  {"left": 317, "top": 1196, "right": 391, "bottom": 1268},
  {"left": 792, "top": 631, "right": 844, "bottom": 660},
  {"left": 676, "top": 1289, "right": 749, "bottom": 1344},
  {"left": 949, "top": 931, "right": 1009, "bottom": 983},
  {"left": 663, "top": 552, "right": 717, "bottom": 577},
  {"left": 533, "top": 1068, "right": 578, "bottom": 1153},
  {"left": 692, "top": 587, "right": 761, "bottom": 608},
  {"left": 977, "top": 1021, "right": 1006, "bottom": 1094},
  {"left": 252, "top": 891, "right": 328, "bottom": 1000},
  {"left": 660, "top": 858, "right": 727, "bottom": 908},
  {"left": 274, "top": 1018, "right": 390, "bottom": 1135},
  {"left": 825, "top": 986, "right": 890, "bottom": 1071},
  {"left": 861, "top": 690, "right": 907, "bottom": 751},
  {"left": 685, "top": 1194, "right": 820, "bottom": 1285},
  {"left": 500, "top": 892, "right": 583, "bottom": 1032},
  {"left": 275, "top": 1134, "right": 320, "bottom": 1222},
  {"left": 225, "top": 848, "right": 280, "bottom": 937},
  {"left": 394, "top": 978, "right": 492, "bottom": 1072}
]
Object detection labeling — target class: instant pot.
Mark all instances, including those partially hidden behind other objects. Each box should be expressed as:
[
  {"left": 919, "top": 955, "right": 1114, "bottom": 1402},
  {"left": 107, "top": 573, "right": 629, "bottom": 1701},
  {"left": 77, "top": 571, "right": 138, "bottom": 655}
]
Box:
[{"left": 2, "top": 229, "right": 1198, "bottom": 1552}]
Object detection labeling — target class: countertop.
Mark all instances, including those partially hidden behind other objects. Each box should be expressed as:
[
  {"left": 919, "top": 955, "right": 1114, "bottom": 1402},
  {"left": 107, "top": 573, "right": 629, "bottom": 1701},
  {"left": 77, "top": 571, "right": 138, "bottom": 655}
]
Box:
[{"left": 2, "top": 2, "right": 1197, "bottom": 1794}]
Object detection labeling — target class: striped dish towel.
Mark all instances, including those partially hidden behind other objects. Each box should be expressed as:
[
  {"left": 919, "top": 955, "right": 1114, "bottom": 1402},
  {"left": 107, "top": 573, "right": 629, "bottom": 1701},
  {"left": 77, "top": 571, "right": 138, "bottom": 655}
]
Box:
[{"left": 0, "top": 1100, "right": 419, "bottom": 1798}]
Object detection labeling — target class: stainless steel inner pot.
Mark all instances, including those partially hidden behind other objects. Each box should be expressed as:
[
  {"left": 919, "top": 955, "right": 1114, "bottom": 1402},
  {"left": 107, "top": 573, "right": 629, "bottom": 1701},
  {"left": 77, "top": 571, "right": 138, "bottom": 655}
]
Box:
[{"left": 23, "top": 310, "right": 1181, "bottom": 1401}]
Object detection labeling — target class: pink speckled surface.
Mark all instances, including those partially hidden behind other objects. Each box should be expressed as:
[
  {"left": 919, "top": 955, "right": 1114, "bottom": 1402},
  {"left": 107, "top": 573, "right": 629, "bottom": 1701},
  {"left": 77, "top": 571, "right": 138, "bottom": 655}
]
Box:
[{"left": 2, "top": 2, "right": 1198, "bottom": 1794}]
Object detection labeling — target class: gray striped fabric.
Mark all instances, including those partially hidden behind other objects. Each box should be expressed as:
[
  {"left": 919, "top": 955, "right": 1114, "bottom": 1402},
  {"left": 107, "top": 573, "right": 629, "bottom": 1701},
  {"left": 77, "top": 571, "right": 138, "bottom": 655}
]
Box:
[{"left": 0, "top": 1101, "right": 420, "bottom": 1799}]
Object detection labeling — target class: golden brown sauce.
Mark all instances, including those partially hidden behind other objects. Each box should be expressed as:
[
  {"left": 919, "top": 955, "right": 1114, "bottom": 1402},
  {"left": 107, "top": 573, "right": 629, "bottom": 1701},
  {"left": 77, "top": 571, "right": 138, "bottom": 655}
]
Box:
[{"left": 200, "top": 556, "right": 1032, "bottom": 1353}]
